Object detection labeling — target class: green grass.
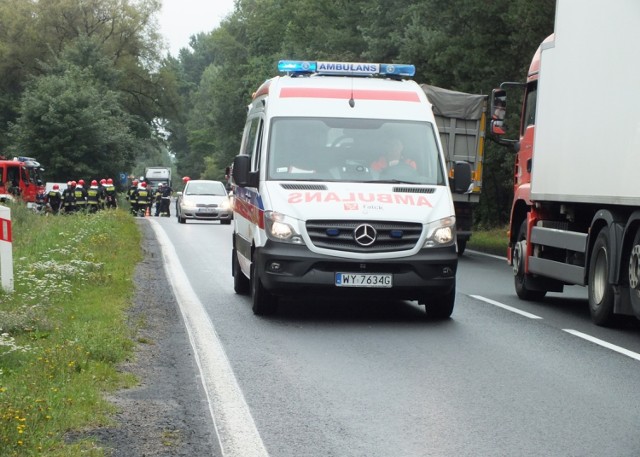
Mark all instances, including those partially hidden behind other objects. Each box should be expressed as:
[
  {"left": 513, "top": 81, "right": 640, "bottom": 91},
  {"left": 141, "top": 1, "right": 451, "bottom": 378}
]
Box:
[
  {"left": 0, "top": 202, "right": 141, "bottom": 456},
  {"left": 467, "top": 225, "right": 509, "bottom": 257}
]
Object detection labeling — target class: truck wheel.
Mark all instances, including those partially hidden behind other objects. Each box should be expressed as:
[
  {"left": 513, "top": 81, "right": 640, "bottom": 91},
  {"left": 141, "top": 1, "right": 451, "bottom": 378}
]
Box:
[
  {"left": 251, "top": 261, "right": 277, "bottom": 316},
  {"left": 628, "top": 228, "right": 640, "bottom": 311},
  {"left": 514, "top": 221, "right": 546, "bottom": 301},
  {"left": 457, "top": 239, "right": 467, "bottom": 256},
  {"left": 232, "top": 249, "right": 250, "bottom": 295},
  {"left": 588, "top": 229, "right": 616, "bottom": 326},
  {"left": 425, "top": 284, "right": 455, "bottom": 319}
]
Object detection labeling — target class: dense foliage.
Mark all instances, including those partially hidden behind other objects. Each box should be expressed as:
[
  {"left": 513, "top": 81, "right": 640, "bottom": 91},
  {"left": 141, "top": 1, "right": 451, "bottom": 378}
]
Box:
[{"left": 0, "top": 0, "right": 555, "bottom": 225}]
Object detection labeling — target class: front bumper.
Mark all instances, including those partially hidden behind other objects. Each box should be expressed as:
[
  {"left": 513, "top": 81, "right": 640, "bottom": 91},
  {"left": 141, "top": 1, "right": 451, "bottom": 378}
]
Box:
[
  {"left": 182, "top": 208, "right": 233, "bottom": 220},
  {"left": 255, "top": 241, "right": 457, "bottom": 301}
]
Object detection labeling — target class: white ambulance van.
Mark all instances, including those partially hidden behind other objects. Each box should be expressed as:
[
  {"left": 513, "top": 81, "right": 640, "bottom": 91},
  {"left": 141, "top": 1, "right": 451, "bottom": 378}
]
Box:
[{"left": 231, "top": 60, "right": 472, "bottom": 317}]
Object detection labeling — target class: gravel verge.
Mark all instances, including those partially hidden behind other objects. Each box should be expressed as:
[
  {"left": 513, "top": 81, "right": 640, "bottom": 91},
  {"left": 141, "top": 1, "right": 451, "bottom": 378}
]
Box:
[{"left": 97, "top": 220, "right": 221, "bottom": 456}]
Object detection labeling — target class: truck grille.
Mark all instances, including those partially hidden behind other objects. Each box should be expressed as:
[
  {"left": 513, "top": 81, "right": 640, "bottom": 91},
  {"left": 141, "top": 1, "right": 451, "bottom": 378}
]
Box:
[{"left": 306, "top": 220, "right": 423, "bottom": 253}]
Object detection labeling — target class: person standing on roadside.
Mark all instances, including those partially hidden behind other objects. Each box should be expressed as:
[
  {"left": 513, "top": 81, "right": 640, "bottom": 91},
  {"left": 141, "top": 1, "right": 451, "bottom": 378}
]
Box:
[
  {"left": 74, "top": 179, "right": 88, "bottom": 213},
  {"left": 154, "top": 184, "right": 163, "bottom": 216},
  {"left": 104, "top": 178, "right": 118, "bottom": 209},
  {"left": 86, "top": 180, "right": 102, "bottom": 213},
  {"left": 159, "top": 182, "right": 173, "bottom": 217},
  {"left": 62, "top": 181, "right": 76, "bottom": 214},
  {"left": 127, "top": 179, "right": 138, "bottom": 215},
  {"left": 45, "top": 184, "right": 62, "bottom": 214},
  {"left": 134, "top": 181, "right": 151, "bottom": 216}
]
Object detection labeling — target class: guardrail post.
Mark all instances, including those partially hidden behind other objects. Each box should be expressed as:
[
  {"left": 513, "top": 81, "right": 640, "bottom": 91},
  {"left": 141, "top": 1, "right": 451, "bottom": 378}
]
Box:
[{"left": 0, "top": 205, "right": 14, "bottom": 293}]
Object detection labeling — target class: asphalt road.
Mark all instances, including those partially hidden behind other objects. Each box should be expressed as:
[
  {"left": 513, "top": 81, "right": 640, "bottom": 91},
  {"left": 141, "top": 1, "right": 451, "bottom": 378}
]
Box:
[{"left": 138, "top": 217, "right": 640, "bottom": 457}]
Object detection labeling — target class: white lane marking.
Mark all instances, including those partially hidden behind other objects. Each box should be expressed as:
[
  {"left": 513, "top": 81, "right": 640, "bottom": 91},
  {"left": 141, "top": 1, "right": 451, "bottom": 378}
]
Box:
[
  {"left": 563, "top": 329, "right": 640, "bottom": 362},
  {"left": 149, "top": 220, "right": 269, "bottom": 457},
  {"left": 470, "top": 295, "right": 543, "bottom": 319}
]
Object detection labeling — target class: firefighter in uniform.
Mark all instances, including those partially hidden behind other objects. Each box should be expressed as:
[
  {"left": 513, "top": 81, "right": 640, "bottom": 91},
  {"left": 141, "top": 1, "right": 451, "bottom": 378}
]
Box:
[
  {"left": 127, "top": 179, "right": 138, "bottom": 215},
  {"left": 104, "top": 178, "right": 118, "bottom": 209},
  {"left": 74, "top": 179, "right": 88, "bottom": 213},
  {"left": 86, "top": 180, "right": 102, "bottom": 213},
  {"left": 98, "top": 179, "right": 107, "bottom": 210},
  {"left": 62, "top": 181, "right": 76, "bottom": 214},
  {"left": 45, "top": 184, "right": 63, "bottom": 214},
  {"left": 134, "top": 181, "right": 151, "bottom": 216}
]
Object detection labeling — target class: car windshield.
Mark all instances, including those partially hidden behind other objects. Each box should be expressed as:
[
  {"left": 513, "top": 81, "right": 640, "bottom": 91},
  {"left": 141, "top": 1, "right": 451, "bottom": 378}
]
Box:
[
  {"left": 267, "top": 117, "right": 445, "bottom": 185},
  {"left": 185, "top": 181, "right": 226, "bottom": 196}
]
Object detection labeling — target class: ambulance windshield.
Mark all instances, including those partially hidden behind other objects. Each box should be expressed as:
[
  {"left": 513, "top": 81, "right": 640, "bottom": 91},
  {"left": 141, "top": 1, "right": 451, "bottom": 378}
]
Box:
[{"left": 267, "top": 117, "right": 445, "bottom": 185}]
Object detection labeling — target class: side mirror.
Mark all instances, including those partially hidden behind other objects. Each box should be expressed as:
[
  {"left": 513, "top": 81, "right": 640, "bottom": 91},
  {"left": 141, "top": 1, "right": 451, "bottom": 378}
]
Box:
[
  {"left": 176, "top": 191, "right": 182, "bottom": 197},
  {"left": 490, "top": 88, "right": 507, "bottom": 136},
  {"left": 451, "top": 161, "right": 472, "bottom": 194},
  {"left": 233, "top": 155, "right": 258, "bottom": 187}
]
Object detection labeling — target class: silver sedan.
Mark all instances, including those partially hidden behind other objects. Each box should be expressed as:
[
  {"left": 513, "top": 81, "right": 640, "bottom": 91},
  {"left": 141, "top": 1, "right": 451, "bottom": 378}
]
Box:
[{"left": 176, "top": 180, "right": 232, "bottom": 224}]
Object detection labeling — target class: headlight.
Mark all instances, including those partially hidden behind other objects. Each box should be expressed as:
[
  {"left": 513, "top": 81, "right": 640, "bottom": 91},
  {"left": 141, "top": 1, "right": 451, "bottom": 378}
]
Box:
[
  {"left": 181, "top": 199, "right": 196, "bottom": 209},
  {"left": 423, "top": 216, "right": 456, "bottom": 248},
  {"left": 219, "top": 198, "right": 231, "bottom": 211},
  {"left": 264, "top": 211, "right": 303, "bottom": 244}
]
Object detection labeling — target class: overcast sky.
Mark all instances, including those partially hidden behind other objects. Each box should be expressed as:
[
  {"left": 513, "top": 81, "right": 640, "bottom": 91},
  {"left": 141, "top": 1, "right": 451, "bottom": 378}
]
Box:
[{"left": 157, "top": 0, "right": 236, "bottom": 55}]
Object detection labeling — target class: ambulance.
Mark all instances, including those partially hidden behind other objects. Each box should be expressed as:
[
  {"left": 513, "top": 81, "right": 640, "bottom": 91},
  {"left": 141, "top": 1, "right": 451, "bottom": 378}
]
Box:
[{"left": 231, "top": 60, "right": 472, "bottom": 317}]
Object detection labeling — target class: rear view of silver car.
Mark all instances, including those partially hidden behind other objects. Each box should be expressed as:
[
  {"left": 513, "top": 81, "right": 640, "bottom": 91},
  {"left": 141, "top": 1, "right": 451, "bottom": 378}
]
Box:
[{"left": 176, "top": 180, "right": 232, "bottom": 224}]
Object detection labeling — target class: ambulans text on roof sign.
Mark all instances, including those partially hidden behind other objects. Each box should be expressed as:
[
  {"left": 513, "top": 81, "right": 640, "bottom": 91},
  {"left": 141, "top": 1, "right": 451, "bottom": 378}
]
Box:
[{"left": 277, "top": 60, "right": 416, "bottom": 78}]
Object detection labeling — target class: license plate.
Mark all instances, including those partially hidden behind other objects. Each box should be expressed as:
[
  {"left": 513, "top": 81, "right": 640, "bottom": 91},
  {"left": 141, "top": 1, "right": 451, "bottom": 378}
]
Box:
[
  {"left": 335, "top": 273, "right": 392, "bottom": 288},
  {"left": 198, "top": 208, "right": 215, "bottom": 214}
]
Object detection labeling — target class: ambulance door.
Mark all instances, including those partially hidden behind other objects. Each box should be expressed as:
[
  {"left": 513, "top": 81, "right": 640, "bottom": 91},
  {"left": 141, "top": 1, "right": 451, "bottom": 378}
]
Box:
[{"left": 234, "top": 115, "right": 264, "bottom": 267}]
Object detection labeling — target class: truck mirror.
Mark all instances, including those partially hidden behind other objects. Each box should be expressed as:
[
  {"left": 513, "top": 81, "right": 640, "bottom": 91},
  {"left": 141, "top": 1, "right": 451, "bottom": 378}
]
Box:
[
  {"left": 490, "top": 88, "right": 507, "bottom": 136},
  {"left": 451, "top": 161, "right": 472, "bottom": 194}
]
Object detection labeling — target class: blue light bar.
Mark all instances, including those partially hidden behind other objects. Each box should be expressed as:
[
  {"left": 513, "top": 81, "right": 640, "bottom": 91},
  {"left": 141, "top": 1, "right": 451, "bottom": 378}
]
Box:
[
  {"left": 277, "top": 60, "right": 415, "bottom": 78},
  {"left": 278, "top": 60, "right": 316, "bottom": 73}
]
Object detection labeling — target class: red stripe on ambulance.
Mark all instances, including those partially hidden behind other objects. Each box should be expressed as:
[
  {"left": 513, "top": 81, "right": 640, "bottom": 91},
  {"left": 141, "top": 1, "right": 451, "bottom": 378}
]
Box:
[{"left": 279, "top": 87, "right": 420, "bottom": 102}]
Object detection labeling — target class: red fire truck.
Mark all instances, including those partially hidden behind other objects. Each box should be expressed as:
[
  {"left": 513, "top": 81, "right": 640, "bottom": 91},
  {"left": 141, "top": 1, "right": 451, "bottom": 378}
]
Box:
[{"left": 0, "top": 156, "right": 46, "bottom": 204}]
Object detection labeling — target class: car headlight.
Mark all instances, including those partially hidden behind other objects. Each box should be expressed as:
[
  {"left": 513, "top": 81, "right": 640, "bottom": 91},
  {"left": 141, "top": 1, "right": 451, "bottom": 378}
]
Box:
[
  {"left": 181, "top": 198, "right": 196, "bottom": 210},
  {"left": 219, "top": 198, "right": 231, "bottom": 211},
  {"left": 423, "top": 216, "right": 456, "bottom": 248},
  {"left": 264, "top": 211, "right": 303, "bottom": 244}
]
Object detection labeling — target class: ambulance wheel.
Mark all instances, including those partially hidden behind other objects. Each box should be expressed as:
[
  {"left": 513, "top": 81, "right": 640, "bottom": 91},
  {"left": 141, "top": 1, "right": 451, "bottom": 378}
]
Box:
[
  {"left": 588, "top": 229, "right": 616, "bottom": 326},
  {"left": 628, "top": 228, "right": 640, "bottom": 312},
  {"left": 232, "top": 250, "right": 250, "bottom": 295},
  {"left": 514, "top": 221, "right": 546, "bottom": 301},
  {"left": 457, "top": 239, "right": 467, "bottom": 256},
  {"left": 251, "top": 262, "right": 277, "bottom": 316},
  {"left": 424, "top": 284, "right": 455, "bottom": 319}
]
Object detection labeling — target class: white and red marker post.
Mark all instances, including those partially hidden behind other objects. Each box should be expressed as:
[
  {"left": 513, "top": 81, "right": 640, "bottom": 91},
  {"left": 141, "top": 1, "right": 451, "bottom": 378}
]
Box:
[{"left": 0, "top": 205, "right": 13, "bottom": 293}]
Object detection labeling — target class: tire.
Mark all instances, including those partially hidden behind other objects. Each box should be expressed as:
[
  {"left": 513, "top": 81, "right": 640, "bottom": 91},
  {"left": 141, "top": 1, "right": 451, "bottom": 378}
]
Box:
[
  {"left": 588, "top": 229, "right": 616, "bottom": 326},
  {"left": 628, "top": 228, "right": 640, "bottom": 311},
  {"left": 232, "top": 249, "right": 250, "bottom": 295},
  {"left": 251, "top": 261, "right": 277, "bottom": 316},
  {"left": 425, "top": 284, "right": 455, "bottom": 319},
  {"left": 513, "top": 221, "right": 546, "bottom": 301},
  {"left": 221, "top": 220, "right": 232, "bottom": 225},
  {"left": 457, "top": 239, "right": 467, "bottom": 256}
]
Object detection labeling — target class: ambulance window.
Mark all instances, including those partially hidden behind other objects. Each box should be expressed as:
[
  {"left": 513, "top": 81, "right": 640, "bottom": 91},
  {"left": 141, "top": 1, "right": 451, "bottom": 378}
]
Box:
[{"left": 241, "top": 117, "right": 261, "bottom": 161}]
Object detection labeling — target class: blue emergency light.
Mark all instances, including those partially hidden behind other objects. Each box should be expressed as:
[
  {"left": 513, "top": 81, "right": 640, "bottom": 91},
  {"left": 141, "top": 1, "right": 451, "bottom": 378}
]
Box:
[{"left": 278, "top": 60, "right": 415, "bottom": 78}]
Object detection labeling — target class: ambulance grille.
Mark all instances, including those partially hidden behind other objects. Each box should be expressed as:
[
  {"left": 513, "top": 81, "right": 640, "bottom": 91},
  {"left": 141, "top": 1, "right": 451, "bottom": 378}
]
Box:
[
  {"left": 393, "top": 186, "right": 435, "bottom": 194},
  {"left": 280, "top": 183, "right": 328, "bottom": 191},
  {"left": 306, "top": 220, "right": 423, "bottom": 253}
]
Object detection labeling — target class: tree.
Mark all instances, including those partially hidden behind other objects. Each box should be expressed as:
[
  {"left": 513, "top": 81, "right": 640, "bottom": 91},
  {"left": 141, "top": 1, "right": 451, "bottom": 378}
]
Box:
[{"left": 10, "top": 63, "right": 138, "bottom": 181}]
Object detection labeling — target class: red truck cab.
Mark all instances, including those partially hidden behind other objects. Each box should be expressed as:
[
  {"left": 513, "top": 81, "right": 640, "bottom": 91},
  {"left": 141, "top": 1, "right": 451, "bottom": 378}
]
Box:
[{"left": 0, "top": 157, "right": 45, "bottom": 203}]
